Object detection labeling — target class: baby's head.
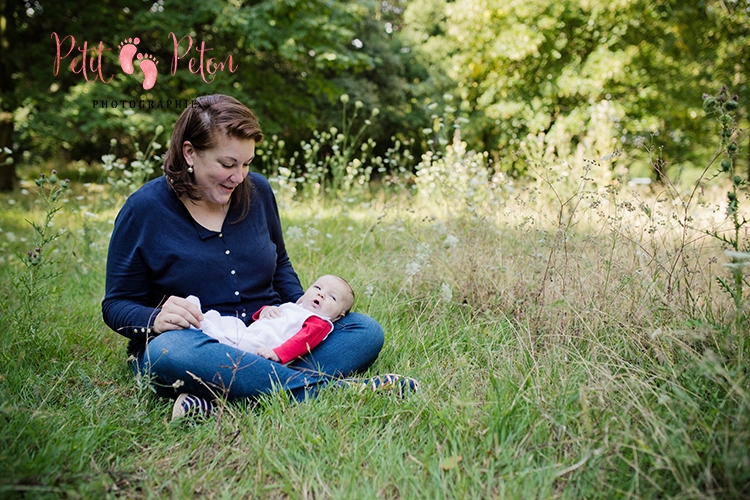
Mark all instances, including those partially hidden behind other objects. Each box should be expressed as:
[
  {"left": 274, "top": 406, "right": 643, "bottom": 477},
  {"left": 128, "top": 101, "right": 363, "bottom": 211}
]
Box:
[{"left": 296, "top": 275, "right": 354, "bottom": 321}]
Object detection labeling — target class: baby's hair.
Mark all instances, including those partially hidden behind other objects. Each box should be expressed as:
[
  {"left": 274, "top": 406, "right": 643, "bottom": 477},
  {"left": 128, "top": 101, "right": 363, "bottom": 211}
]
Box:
[{"left": 330, "top": 275, "right": 355, "bottom": 315}]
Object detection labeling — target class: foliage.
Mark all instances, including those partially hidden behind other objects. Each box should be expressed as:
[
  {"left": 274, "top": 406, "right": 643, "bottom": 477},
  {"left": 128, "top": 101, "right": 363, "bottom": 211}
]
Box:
[
  {"left": 401, "top": 0, "right": 750, "bottom": 175},
  {"left": 699, "top": 86, "right": 749, "bottom": 320},
  {"left": 101, "top": 125, "right": 165, "bottom": 196},
  {"left": 6, "top": 0, "right": 750, "bottom": 189},
  {"left": 414, "top": 128, "right": 495, "bottom": 213},
  {"left": 7, "top": 0, "right": 409, "bottom": 175},
  {"left": 6, "top": 170, "right": 69, "bottom": 336},
  {"left": 258, "top": 95, "right": 416, "bottom": 203}
]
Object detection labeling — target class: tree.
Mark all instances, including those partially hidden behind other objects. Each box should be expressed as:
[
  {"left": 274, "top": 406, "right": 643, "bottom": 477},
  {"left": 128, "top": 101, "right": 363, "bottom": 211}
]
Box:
[
  {"left": 400, "top": 0, "right": 749, "bottom": 178},
  {"left": 8, "top": 0, "right": 414, "bottom": 180},
  {"left": 0, "top": 0, "right": 17, "bottom": 191}
]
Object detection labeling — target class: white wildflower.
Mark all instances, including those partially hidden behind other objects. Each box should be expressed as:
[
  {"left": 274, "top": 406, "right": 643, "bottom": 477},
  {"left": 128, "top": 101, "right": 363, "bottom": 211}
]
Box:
[
  {"left": 101, "top": 154, "right": 116, "bottom": 170},
  {"left": 724, "top": 250, "right": 750, "bottom": 261},
  {"left": 406, "top": 261, "right": 421, "bottom": 277},
  {"left": 722, "top": 262, "right": 749, "bottom": 271},
  {"left": 415, "top": 243, "right": 431, "bottom": 263},
  {"left": 431, "top": 220, "right": 447, "bottom": 235},
  {"left": 286, "top": 226, "right": 303, "bottom": 240},
  {"left": 440, "top": 283, "right": 453, "bottom": 303},
  {"left": 364, "top": 284, "right": 374, "bottom": 298},
  {"left": 443, "top": 234, "right": 459, "bottom": 248}
]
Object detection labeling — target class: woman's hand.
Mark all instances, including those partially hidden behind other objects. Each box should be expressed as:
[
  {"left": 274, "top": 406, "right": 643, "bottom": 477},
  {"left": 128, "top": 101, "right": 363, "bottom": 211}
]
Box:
[
  {"left": 258, "top": 305, "right": 282, "bottom": 320},
  {"left": 153, "top": 296, "right": 204, "bottom": 334}
]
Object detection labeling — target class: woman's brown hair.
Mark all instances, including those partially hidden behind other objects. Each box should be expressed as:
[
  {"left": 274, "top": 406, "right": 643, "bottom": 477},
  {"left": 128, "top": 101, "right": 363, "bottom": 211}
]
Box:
[{"left": 164, "top": 94, "right": 264, "bottom": 222}]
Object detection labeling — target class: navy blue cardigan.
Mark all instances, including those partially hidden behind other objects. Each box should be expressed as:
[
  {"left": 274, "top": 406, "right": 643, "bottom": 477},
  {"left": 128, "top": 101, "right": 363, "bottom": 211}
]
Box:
[{"left": 102, "top": 173, "right": 303, "bottom": 354}]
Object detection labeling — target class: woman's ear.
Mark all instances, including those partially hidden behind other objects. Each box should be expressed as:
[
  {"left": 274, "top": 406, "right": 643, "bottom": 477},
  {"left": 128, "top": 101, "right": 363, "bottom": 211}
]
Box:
[{"left": 182, "top": 141, "right": 195, "bottom": 165}]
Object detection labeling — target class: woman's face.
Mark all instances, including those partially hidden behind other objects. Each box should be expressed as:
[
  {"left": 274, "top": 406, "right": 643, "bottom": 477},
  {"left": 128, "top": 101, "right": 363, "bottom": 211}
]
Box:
[{"left": 183, "top": 134, "right": 256, "bottom": 209}]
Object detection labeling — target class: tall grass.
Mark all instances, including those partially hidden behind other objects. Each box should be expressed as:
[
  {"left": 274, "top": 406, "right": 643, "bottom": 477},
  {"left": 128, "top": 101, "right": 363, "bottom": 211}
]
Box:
[{"left": 0, "top": 127, "right": 748, "bottom": 498}]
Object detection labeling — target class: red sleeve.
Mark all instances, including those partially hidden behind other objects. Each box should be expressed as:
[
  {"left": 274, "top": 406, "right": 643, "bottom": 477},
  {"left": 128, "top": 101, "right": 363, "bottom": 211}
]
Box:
[{"left": 273, "top": 316, "right": 333, "bottom": 364}]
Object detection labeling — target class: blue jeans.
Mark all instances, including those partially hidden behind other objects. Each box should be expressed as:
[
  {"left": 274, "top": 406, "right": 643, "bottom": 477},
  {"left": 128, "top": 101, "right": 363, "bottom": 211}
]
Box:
[{"left": 134, "top": 312, "right": 384, "bottom": 402}]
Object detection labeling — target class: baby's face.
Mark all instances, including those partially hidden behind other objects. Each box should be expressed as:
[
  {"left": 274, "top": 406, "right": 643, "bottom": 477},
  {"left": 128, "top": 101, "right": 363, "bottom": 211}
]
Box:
[{"left": 297, "top": 275, "right": 352, "bottom": 320}]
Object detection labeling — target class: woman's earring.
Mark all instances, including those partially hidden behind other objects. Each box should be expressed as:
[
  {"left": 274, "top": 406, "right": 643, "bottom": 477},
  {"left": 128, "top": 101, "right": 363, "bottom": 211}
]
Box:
[{"left": 187, "top": 166, "right": 194, "bottom": 174}]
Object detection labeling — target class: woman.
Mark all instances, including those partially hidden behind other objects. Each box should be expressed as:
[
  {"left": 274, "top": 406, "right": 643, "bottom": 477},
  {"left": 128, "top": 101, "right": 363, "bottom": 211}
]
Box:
[{"left": 102, "top": 94, "right": 402, "bottom": 418}]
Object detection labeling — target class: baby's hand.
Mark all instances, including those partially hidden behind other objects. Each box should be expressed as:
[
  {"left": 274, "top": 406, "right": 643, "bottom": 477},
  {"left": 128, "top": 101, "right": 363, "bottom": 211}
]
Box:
[
  {"left": 256, "top": 346, "right": 280, "bottom": 362},
  {"left": 258, "top": 306, "right": 282, "bottom": 320}
]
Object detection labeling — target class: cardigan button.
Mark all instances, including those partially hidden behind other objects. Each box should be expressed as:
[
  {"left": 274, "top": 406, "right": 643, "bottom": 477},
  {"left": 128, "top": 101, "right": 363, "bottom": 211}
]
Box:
[
  {"left": 235, "top": 291, "right": 239, "bottom": 296},
  {"left": 225, "top": 250, "right": 230, "bottom": 255},
  {"left": 231, "top": 270, "right": 236, "bottom": 275}
]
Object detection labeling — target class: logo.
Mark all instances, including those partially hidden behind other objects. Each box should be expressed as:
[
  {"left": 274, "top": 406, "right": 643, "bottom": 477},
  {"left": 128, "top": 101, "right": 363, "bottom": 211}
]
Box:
[
  {"left": 52, "top": 32, "right": 238, "bottom": 90},
  {"left": 116, "top": 38, "right": 158, "bottom": 89}
]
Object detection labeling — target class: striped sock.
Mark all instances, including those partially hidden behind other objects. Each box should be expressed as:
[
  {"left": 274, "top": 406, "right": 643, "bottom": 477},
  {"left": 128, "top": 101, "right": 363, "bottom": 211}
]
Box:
[
  {"left": 340, "top": 374, "right": 420, "bottom": 398},
  {"left": 171, "top": 393, "right": 215, "bottom": 421}
]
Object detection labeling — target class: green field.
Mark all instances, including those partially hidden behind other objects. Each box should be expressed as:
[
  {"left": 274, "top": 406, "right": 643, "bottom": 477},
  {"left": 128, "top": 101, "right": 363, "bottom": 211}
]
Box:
[{"left": 1, "top": 157, "right": 748, "bottom": 498}]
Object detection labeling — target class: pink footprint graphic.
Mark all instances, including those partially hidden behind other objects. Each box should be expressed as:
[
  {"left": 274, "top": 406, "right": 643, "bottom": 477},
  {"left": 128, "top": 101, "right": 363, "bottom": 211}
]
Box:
[
  {"left": 137, "top": 53, "right": 159, "bottom": 90},
  {"left": 117, "top": 38, "right": 140, "bottom": 75}
]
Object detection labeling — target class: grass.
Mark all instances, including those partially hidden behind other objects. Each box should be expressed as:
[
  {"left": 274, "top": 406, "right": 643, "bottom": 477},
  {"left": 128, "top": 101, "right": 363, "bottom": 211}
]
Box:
[{"left": 0, "top": 162, "right": 748, "bottom": 499}]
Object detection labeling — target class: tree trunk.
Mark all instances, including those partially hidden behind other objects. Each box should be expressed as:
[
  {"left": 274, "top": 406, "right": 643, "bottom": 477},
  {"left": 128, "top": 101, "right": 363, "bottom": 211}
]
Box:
[
  {"left": 0, "top": 0, "right": 17, "bottom": 192},
  {"left": 0, "top": 113, "right": 13, "bottom": 191}
]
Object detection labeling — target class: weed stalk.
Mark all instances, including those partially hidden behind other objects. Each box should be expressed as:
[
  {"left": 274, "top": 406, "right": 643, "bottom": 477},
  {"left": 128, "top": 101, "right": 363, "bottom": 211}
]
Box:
[{"left": 13, "top": 171, "right": 70, "bottom": 335}]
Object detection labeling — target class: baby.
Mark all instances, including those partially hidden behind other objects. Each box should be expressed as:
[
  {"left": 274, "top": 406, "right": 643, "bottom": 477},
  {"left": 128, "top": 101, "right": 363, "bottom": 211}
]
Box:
[{"left": 188, "top": 274, "right": 354, "bottom": 364}]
